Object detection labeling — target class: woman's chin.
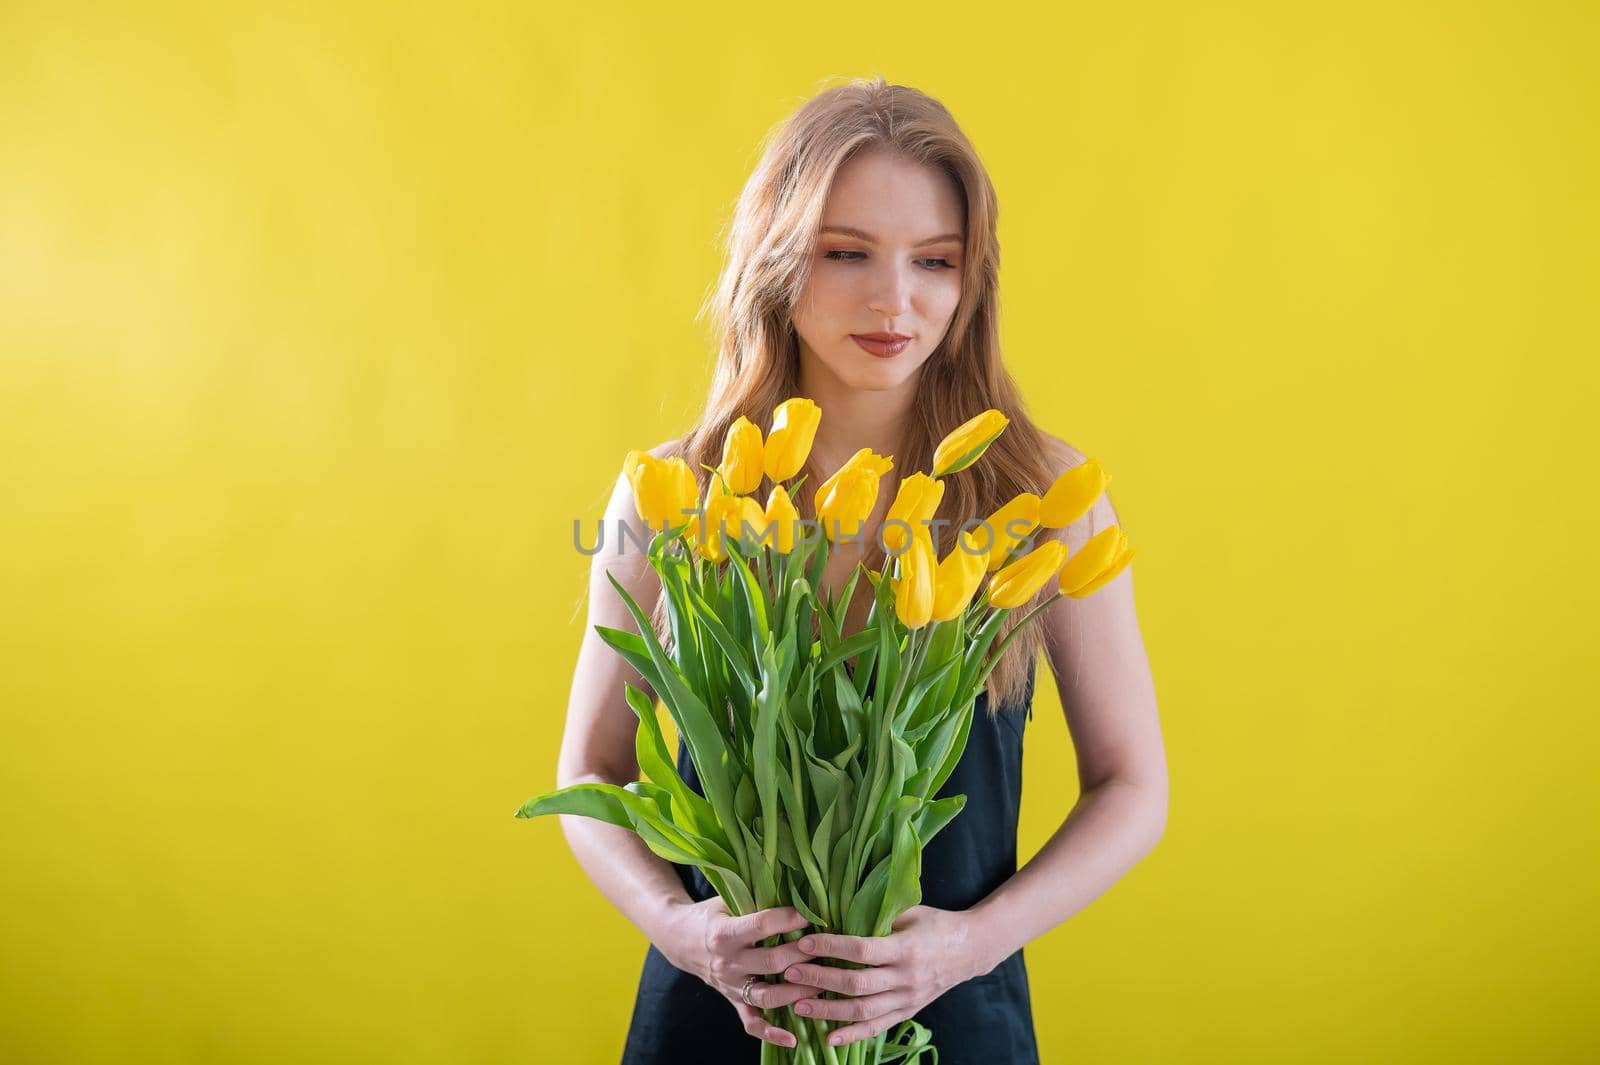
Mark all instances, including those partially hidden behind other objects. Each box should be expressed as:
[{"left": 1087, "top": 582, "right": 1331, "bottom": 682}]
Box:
[{"left": 844, "top": 356, "right": 922, "bottom": 391}]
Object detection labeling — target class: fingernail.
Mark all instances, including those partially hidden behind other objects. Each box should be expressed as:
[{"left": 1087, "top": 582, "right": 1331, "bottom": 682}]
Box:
[
  {"left": 830, "top": 1035, "right": 843, "bottom": 1046},
  {"left": 796, "top": 1001, "right": 812, "bottom": 1015},
  {"left": 799, "top": 937, "right": 815, "bottom": 952},
  {"left": 787, "top": 967, "right": 803, "bottom": 981}
]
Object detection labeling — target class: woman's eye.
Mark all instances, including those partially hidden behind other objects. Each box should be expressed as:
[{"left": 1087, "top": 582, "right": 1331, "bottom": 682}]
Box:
[{"left": 822, "top": 250, "right": 957, "bottom": 270}]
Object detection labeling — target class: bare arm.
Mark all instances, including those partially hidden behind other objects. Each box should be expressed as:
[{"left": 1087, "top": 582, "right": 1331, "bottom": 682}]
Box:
[
  {"left": 554, "top": 449, "right": 700, "bottom": 957},
  {"left": 966, "top": 452, "right": 1169, "bottom": 976}
]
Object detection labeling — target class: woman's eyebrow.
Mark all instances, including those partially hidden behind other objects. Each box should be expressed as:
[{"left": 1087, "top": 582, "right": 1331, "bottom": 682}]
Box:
[{"left": 819, "top": 224, "right": 964, "bottom": 247}]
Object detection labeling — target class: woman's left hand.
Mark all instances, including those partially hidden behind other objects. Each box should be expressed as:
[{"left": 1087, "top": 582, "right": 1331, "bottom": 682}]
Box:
[{"left": 780, "top": 905, "right": 993, "bottom": 1048}]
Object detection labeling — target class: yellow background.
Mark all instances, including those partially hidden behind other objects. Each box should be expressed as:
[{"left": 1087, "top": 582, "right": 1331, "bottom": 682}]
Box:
[{"left": 2, "top": 2, "right": 1595, "bottom": 1061}]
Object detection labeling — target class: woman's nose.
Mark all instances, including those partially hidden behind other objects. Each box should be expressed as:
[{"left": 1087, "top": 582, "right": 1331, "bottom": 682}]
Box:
[{"left": 867, "top": 265, "right": 912, "bottom": 317}]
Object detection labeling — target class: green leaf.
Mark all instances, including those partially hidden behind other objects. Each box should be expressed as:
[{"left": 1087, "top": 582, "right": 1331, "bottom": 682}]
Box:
[
  {"left": 724, "top": 544, "right": 770, "bottom": 653},
  {"left": 875, "top": 796, "right": 923, "bottom": 936},
  {"left": 792, "top": 887, "right": 828, "bottom": 931},
  {"left": 809, "top": 793, "right": 839, "bottom": 898},
  {"left": 816, "top": 628, "right": 878, "bottom": 677},
  {"left": 624, "top": 681, "right": 736, "bottom": 863},
  {"left": 878, "top": 1018, "right": 938, "bottom": 1063},
  {"left": 844, "top": 848, "right": 892, "bottom": 936},
  {"left": 700, "top": 865, "right": 756, "bottom": 917},
  {"left": 913, "top": 794, "right": 967, "bottom": 847},
  {"left": 625, "top": 684, "right": 726, "bottom": 850},
  {"left": 752, "top": 639, "right": 784, "bottom": 870},
  {"left": 684, "top": 587, "right": 758, "bottom": 704},
  {"left": 925, "top": 698, "right": 977, "bottom": 801},
  {"left": 515, "top": 781, "right": 739, "bottom": 878},
  {"left": 601, "top": 571, "right": 742, "bottom": 854},
  {"left": 514, "top": 781, "right": 632, "bottom": 827}
]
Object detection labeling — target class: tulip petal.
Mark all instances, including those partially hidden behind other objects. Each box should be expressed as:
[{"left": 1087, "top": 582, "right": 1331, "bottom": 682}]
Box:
[
  {"left": 987, "top": 539, "right": 1068, "bottom": 609},
  {"left": 932, "top": 409, "right": 1009, "bottom": 477},
  {"left": 981, "top": 492, "right": 1043, "bottom": 572},
  {"left": 1065, "top": 541, "right": 1136, "bottom": 598},
  {"left": 718, "top": 416, "right": 766, "bottom": 496},
  {"left": 1057, "top": 526, "right": 1125, "bottom": 596},
  {"left": 763, "top": 397, "right": 822, "bottom": 482},
  {"left": 1039, "top": 459, "right": 1112, "bottom": 530}
]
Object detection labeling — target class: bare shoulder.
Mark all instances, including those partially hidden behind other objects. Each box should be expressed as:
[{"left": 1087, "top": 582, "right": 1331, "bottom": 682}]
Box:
[
  {"left": 1039, "top": 430, "right": 1089, "bottom": 470},
  {"left": 646, "top": 436, "right": 687, "bottom": 461}
]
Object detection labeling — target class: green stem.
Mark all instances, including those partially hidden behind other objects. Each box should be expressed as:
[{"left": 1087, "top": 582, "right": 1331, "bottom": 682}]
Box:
[{"left": 887, "top": 624, "right": 930, "bottom": 721}]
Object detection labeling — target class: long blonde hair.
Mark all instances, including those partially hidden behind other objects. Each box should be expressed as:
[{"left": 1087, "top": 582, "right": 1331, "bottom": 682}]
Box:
[{"left": 650, "top": 75, "right": 1085, "bottom": 714}]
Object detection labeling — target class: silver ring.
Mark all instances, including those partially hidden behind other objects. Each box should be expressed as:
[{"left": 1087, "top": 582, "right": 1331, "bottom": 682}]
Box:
[{"left": 740, "top": 974, "right": 757, "bottom": 1006}]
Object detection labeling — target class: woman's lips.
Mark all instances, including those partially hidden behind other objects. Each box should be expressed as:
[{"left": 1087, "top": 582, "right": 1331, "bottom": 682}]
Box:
[{"left": 851, "top": 335, "right": 910, "bottom": 358}]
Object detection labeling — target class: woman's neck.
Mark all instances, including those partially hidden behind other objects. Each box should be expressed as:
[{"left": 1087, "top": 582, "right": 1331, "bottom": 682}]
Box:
[{"left": 796, "top": 364, "right": 920, "bottom": 475}]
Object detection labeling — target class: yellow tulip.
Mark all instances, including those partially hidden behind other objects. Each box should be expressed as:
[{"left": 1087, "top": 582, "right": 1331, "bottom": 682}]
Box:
[
  {"left": 988, "top": 539, "right": 1069, "bottom": 609},
  {"left": 932, "top": 409, "right": 1009, "bottom": 477},
  {"left": 930, "top": 531, "right": 988, "bottom": 622},
  {"left": 816, "top": 466, "right": 880, "bottom": 543},
  {"left": 763, "top": 397, "right": 822, "bottom": 482},
  {"left": 735, "top": 495, "right": 766, "bottom": 543},
  {"left": 762, "top": 484, "right": 800, "bottom": 554},
  {"left": 979, "top": 492, "right": 1043, "bottom": 572},
  {"left": 892, "top": 529, "right": 937, "bottom": 630},
  {"left": 694, "top": 486, "right": 765, "bottom": 562},
  {"left": 813, "top": 447, "right": 893, "bottom": 512},
  {"left": 882, "top": 472, "right": 945, "bottom": 554},
  {"left": 717, "top": 416, "right": 765, "bottom": 495},
  {"left": 1058, "top": 525, "right": 1137, "bottom": 598},
  {"left": 622, "top": 450, "right": 698, "bottom": 532},
  {"left": 1040, "top": 458, "right": 1113, "bottom": 529}
]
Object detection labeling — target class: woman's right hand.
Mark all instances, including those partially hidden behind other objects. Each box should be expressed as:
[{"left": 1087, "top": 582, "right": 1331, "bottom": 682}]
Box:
[{"left": 660, "top": 896, "right": 827, "bottom": 1049}]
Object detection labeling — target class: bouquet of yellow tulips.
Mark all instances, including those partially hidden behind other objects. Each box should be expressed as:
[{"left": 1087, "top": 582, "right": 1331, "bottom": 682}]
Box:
[{"left": 516, "top": 399, "right": 1134, "bottom": 1064}]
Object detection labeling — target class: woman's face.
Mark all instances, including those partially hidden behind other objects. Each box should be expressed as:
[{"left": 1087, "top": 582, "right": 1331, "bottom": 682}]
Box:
[{"left": 792, "top": 149, "right": 965, "bottom": 393}]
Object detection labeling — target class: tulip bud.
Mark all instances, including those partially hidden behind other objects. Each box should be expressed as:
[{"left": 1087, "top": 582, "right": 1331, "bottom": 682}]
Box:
[
  {"left": 1058, "top": 525, "right": 1136, "bottom": 598},
  {"left": 763, "top": 398, "right": 822, "bottom": 482},
  {"left": 763, "top": 484, "right": 800, "bottom": 554},
  {"left": 717, "top": 416, "right": 765, "bottom": 496},
  {"left": 695, "top": 486, "right": 761, "bottom": 563},
  {"left": 892, "top": 529, "right": 937, "bottom": 629},
  {"left": 814, "top": 447, "right": 893, "bottom": 511},
  {"left": 882, "top": 472, "right": 945, "bottom": 554},
  {"left": 930, "top": 531, "right": 988, "bottom": 622},
  {"left": 932, "top": 409, "right": 1009, "bottom": 477},
  {"left": 979, "top": 492, "right": 1043, "bottom": 572},
  {"left": 1040, "top": 458, "right": 1113, "bottom": 530},
  {"left": 816, "top": 466, "right": 879, "bottom": 543},
  {"left": 622, "top": 450, "right": 699, "bottom": 534},
  {"left": 988, "top": 539, "right": 1069, "bottom": 609}
]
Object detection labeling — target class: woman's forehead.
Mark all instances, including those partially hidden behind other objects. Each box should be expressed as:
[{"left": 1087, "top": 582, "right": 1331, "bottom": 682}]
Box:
[{"left": 822, "top": 153, "right": 964, "bottom": 239}]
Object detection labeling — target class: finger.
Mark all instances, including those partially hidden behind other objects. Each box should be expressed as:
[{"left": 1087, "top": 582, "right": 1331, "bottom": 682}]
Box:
[
  {"left": 784, "top": 962, "right": 896, "bottom": 998},
  {"left": 733, "top": 1000, "right": 797, "bottom": 1049},
  {"left": 738, "top": 939, "right": 816, "bottom": 975},
  {"left": 798, "top": 932, "right": 897, "bottom": 965},
  {"left": 820, "top": 1005, "right": 913, "bottom": 1048},
  {"left": 792, "top": 990, "right": 904, "bottom": 1023},
  {"left": 745, "top": 978, "right": 819, "bottom": 1011},
  {"left": 726, "top": 907, "right": 811, "bottom": 948}
]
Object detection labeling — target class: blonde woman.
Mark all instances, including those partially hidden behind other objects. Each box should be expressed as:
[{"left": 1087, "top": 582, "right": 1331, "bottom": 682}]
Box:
[{"left": 558, "top": 76, "right": 1167, "bottom": 1064}]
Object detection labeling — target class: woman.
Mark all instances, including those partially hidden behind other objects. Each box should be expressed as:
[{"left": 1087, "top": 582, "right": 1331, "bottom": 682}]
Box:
[{"left": 556, "top": 76, "right": 1168, "bottom": 1063}]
